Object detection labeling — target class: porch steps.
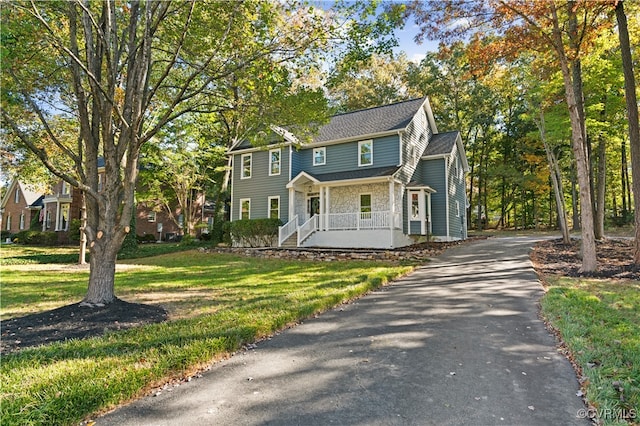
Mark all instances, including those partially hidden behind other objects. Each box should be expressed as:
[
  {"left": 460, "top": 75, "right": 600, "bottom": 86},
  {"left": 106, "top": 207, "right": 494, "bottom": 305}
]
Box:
[{"left": 280, "top": 232, "right": 298, "bottom": 248}]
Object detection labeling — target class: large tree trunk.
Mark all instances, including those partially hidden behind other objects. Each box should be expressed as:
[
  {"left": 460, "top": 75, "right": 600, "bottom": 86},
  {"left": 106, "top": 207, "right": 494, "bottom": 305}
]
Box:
[
  {"left": 83, "top": 246, "right": 117, "bottom": 306},
  {"left": 616, "top": 0, "right": 640, "bottom": 265},
  {"left": 551, "top": 1, "right": 597, "bottom": 272}
]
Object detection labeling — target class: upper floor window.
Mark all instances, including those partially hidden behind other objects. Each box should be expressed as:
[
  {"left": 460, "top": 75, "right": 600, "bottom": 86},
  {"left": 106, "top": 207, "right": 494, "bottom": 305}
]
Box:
[
  {"left": 61, "top": 181, "right": 70, "bottom": 196},
  {"left": 241, "top": 154, "right": 252, "bottom": 179},
  {"left": 98, "top": 173, "right": 103, "bottom": 192},
  {"left": 358, "top": 140, "right": 373, "bottom": 167},
  {"left": 456, "top": 200, "right": 461, "bottom": 217},
  {"left": 313, "top": 147, "right": 326, "bottom": 166},
  {"left": 268, "top": 196, "right": 280, "bottom": 219},
  {"left": 269, "top": 149, "right": 281, "bottom": 176},
  {"left": 14, "top": 188, "right": 20, "bottom": 203},
  {"left": 240, "top": 198, "right": 250, "bottom": 220},
  {"left": 147, "top": 211, "right": 157, "bottom": 222}
]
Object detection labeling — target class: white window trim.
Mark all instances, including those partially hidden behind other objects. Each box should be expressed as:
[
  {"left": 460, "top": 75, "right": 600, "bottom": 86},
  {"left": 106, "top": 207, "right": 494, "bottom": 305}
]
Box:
[
  {"left": 269, "top": 148, "right": 281, "bottom": 176},
  {"left": 147, "top": 211, "right": 157, "bottom": 222},
  {"left": 19, "top": 212, "right": 25, "bottom": 230},
  {"left": 456, "top": 200, "right": 461, "bottom": 217},
  {"left": 240, "top": 198, "right": 251, "bottom": 220},
  {"left": 241, "top": 153, "right": 252, "bottom": 179},
  {"left": 358, "top": 140, "right": 373, "bottom": 167},
  {"left": 409, "top": 191, "right": 420, "bottom": 221},
  {"left": 61, "top": 181, "right": 70, "bottom": 196},
  {"left": 5, "top": 214, "right": 11, "bottom": 231},
  {"left": 268, "top": 196, "right": 280, "bottom": 219},
  {"left": 14, "top": 188, "right": 20, "bottom": 203},
  {"left": 359, "top": 193, "right": 372, "bottom": 213},
  {"left": 313, "top": 147, "right": 326, "bottom": 166}
]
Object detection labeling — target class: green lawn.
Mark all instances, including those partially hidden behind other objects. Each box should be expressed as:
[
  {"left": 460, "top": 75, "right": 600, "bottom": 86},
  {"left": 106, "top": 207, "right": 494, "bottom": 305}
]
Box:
[
  {"left": 540, "top": 277, "right": 640, "bottom": 425},
  {"left": 0, "top": 250, "right": 413, "bottom": 425}
]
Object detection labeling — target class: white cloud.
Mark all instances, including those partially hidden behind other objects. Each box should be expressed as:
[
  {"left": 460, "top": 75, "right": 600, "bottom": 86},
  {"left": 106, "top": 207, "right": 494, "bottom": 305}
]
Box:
[{"left": 409, "top": 53, "right": 425, "bottom": 64}]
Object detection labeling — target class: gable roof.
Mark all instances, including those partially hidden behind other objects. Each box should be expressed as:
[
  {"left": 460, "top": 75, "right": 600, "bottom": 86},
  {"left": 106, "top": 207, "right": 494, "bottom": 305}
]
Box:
[
  {"left": 315, "top": 98, "right": 427, "bottom": 143},
  {"left": 1, "top": 180, "right": 46, "bottom": 209},
  {"left": 423, "top": 131, "right": 459, "bottom": 156},
  {"left": 229, "top": 97, "right": 431, "bottom": 152}
]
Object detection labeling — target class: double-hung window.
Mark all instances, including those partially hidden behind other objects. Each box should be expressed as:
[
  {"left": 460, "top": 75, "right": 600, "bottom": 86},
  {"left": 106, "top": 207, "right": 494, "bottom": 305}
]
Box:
[
  {"left": 241, "top": 154, "right": 252, "bottom": 179},
  {"left": 240, "top": 198, "right": 251, "bottom": 220},
  {"left": 313, "top": 147, "right": 326, "bottom": 166},
  {"left": 268, "top": 196, "right": 280, "bottom": 219},
  {"left": 360, "top": 194, "right": 372, "bottom": 220},
  {"left": 358, "top": 140, "right": 373, "bottom": 166},
  {"left": 269, "top": 149, "right": 281, "bottom": 176}
]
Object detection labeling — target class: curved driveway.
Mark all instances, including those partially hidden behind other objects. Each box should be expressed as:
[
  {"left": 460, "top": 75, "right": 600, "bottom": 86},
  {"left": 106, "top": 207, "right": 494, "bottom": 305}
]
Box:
[{"left": 98, "top": 237, "right": 589, "bottom": 425}]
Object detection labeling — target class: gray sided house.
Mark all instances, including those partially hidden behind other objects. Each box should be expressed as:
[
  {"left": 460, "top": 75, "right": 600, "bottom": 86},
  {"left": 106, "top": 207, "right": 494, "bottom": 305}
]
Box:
[{"left": 229, "top": 97, "right": 469, "bottom": 249}]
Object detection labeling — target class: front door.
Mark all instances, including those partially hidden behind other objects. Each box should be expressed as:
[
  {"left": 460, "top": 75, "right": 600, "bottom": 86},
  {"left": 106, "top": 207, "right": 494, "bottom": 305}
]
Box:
[{"left": 307, "top": 195, "right": 320, "bottom": 220}]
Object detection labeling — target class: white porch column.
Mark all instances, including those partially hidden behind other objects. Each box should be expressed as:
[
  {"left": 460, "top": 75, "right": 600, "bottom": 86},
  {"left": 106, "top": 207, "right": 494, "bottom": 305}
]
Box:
[
  {"left": 325, "top": 187, "right": 330, "bottom": 231},
  {"left": 288, "top": 187, "right": 295, "bottom": 224},
  {"left": 388, "top": 180, "right": 394, "bottom": 230},
  {"left": 427, "top": 192, "right": 432, "bottom": 234},
  {"left": 419, "top": 189, "right": 426, "bottom": 235}
]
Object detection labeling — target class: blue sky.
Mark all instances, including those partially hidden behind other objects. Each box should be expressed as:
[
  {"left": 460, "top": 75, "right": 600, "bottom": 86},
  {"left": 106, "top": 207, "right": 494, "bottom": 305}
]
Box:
[{"left": 394, "top": 21, "right": 440, "bottom": 63}]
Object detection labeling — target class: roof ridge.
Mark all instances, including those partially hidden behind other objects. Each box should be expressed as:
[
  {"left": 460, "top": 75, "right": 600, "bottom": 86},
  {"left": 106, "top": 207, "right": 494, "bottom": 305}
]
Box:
[{"left": 331, "top": 97, "right": 425, "bottom": 118}]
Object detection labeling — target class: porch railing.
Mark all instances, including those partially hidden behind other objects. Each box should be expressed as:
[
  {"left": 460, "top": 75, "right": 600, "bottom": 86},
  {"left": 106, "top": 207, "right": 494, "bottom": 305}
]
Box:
[
  {"left": 298, "top": 215, "right": 318, "bottom": 246},
  {"left": 324, "top": 211, "right": 400, "bottom": 230},
  {"left": 278, "top": 215, "right": 298, "bottom": 246}
]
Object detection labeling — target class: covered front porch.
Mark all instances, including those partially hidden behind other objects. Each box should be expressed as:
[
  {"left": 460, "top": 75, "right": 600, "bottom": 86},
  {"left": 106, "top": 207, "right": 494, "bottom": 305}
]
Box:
[{"left": 278, "top": 169, "right": 414, "bottom": 249}]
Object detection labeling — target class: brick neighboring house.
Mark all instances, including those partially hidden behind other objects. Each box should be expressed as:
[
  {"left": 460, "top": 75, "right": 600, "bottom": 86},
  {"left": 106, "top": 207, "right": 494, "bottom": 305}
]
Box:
[
  {"left": 2, "top": 172, "right": 214, "bottom": 244},
  {"left": 0, "top": 180, "right": 45, "bottom": 239}
]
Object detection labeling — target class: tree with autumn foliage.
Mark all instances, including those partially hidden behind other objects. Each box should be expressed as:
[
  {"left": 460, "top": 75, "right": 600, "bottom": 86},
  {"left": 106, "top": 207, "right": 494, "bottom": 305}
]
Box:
[{"left": 400, "top": 0, "right": 615, "bottom": 272}]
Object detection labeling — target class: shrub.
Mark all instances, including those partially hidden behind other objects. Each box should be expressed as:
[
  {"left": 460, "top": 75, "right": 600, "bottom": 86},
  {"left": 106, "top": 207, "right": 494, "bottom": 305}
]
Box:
[
  {"left": 11, "top": 230, "right": 58, "bottom": 246},
  {"left": 1, "top": 230, "right": 12, "bottom": 241},
  {"left": 137, "top": 234, "right": 157, "bottom": 243},
  {"left": 68, "top": 219, "right": 82, "bottom": 242},
  {"left": 228, "top": 218, "right": 282, "bottom": 247}
]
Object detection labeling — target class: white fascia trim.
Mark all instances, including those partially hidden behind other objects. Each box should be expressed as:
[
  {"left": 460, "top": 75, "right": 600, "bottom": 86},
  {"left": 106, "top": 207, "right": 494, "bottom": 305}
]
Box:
[
  {"left": 286, "top": 171, "right": 320, "bottom": 189},
  {"left": 423, "top": 97, "right": 438, "bottom": 134},
  {"left": 0, "top": 179, "right": 18, "bottom": 209},
  {"left": 227, "top": 141, "right": 292, "bottom": 155},
  {"left": 421, "top": 154, "right": 449, "bottom": 161},
  {"left": 301, "top": 129, "right": 404, "bottom": 149},
  {"left": 270, "top": 125, "right": 299, "bottom": 145},
  {"left": 406, "top": 184, "right": 436, "bottom": 193}
]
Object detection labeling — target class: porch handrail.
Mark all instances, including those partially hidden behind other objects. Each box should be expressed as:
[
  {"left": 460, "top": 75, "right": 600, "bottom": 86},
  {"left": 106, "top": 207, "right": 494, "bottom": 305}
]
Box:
[
  {"left": 324, "top": 211, "right": 399, "bottom": 230},
  {"left": 298, "top": 215, "right": 318, "bottom": 245},
  {"left": 278, "top": 215, "right": 298, "bottom": 246}
]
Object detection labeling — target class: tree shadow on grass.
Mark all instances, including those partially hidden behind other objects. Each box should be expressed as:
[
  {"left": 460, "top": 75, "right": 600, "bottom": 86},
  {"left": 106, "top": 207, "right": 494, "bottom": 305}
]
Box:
[{"left": 0, "top": 298, "right": 167, "bottom": 354}]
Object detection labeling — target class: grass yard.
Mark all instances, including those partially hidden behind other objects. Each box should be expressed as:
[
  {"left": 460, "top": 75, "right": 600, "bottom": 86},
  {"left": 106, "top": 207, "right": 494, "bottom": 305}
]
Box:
[
  {"left": 0, "top": 250, "right": 413, "bottom": 425},
  {"left": 540, "top": 276, "right": 640, "bottom": 425},
  {"left": 0, "top": 241, "right": 204, "bottom": 266}
]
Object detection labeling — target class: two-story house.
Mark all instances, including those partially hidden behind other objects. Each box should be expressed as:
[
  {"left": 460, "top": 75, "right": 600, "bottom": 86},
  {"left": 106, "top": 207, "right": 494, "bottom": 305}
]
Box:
[
  {"left": 228, "top": 97, "right": 469, "bottom": 249},
  {"left": 0, "top": 180, "right": 45, "bottom": 237}
]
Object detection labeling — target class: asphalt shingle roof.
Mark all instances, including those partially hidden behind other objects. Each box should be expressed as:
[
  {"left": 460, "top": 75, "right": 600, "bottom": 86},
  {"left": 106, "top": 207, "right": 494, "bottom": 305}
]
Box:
[
  {"left": 315, "top": 98, "right": 426, "bottom": 143},
  {"left": 229, "top": 98, "right": 427, "bottom": 151},
  {"left": 423, "top": 131, "right": 459, "bottom": 156}
]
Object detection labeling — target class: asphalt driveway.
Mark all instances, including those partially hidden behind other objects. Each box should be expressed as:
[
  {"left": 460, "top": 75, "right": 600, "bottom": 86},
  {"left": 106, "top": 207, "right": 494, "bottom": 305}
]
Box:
[{"left": 97, "top": 236, "right": 589, "bottom": 425}]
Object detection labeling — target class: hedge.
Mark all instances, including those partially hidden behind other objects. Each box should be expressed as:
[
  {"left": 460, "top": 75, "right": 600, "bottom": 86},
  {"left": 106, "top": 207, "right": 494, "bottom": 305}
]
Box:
[{"left": 228, "top": 218, "right": 282, "bottom": 247}]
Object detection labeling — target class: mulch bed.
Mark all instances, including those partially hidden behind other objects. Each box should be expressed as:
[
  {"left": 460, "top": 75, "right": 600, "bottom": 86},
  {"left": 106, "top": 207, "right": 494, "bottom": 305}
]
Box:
[
  {"left": 1, "top": 298, "right": 167, "bottom": 355},
  {"left": 531, "top": 237, "right": 640, "bottom": 280}
]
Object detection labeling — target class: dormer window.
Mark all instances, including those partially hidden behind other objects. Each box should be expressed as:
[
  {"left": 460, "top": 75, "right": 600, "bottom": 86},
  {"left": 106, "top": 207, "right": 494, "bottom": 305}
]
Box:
[
  {"left": 358, "top": 140, "right": 373, "bottom": 167},
  {"left": 313, "top": 147, "right": 326, "bottom": 166}
]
